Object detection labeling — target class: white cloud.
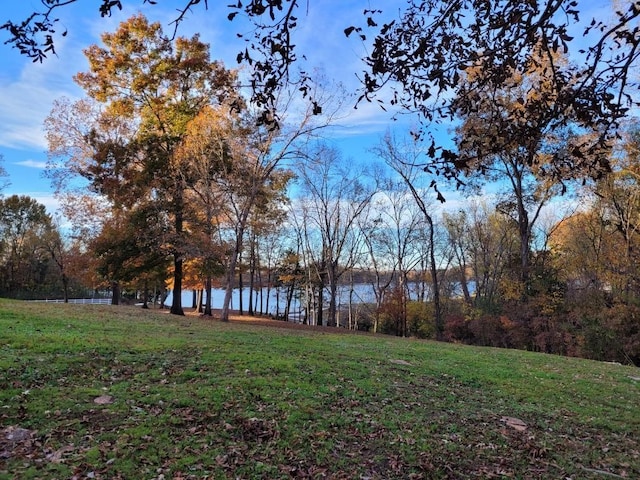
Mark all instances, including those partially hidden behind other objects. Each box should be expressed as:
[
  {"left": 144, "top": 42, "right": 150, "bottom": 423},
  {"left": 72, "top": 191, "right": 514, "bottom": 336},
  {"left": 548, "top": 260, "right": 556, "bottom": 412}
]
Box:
[
  {"left": 14, "top": 159, "right": 48, "bottom": 169},
  {"left": 31, "top": 193, "right": 60, "bottom": 214},
  {"left": 0, "top": 33, "right": 86, "bottom": 151}
]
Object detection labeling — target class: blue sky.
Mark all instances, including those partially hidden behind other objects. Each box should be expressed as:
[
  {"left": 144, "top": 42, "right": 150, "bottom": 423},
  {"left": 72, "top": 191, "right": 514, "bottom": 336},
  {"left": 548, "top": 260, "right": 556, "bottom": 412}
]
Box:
[
  {"left": 0, "top": 1, "right": 616, "bottom": 220},
  {"left": 0, "top": 1, "right": 421, "bottom": 216}
]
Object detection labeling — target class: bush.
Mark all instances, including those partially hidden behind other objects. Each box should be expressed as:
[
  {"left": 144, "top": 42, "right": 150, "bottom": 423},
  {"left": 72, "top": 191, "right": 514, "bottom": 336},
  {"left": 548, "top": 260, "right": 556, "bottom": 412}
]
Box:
[
  {"left": 406, "top": 301, "right": 435, "bottom": 339},
  {"left": 377, "top": 287, "right": 407, "bottom": 336},
  {"left": 579, "top": 303, "right": 640, "bottom": 365},
  {"left": 443, "top": 314, "right": 472, "bottom": 343}
]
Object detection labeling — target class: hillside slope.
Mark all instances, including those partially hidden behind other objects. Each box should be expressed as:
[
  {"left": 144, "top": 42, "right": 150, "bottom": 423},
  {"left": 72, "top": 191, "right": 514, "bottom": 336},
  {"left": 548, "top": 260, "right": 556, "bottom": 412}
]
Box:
[{"left": 1, "top": 300, "right": 638, "bottom": 479}]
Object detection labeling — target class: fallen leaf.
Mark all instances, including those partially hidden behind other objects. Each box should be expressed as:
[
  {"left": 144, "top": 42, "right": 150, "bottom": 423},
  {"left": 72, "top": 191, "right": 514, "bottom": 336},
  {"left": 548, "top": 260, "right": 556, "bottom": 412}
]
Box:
[
  {"left": 3, "top": 426, "right": 33, "bottom": 443},
  {"left": 389, "top": 359, "right": 412, "bottom": 366},
  {"left": 93, "top": 394, "right": 114, "bottom": 405},
  {"left": 501, "top": 416, "right": 527, "bottom": 431},
  {"left": 46, "top": 444, "right": 74, "bottom": 463}
]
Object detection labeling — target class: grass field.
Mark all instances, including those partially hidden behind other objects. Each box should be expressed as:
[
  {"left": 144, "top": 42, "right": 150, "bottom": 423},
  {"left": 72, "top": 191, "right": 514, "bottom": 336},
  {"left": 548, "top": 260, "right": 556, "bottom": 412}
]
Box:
[{"left": 0, "top": 299, "right": 638, "bottom": 479}]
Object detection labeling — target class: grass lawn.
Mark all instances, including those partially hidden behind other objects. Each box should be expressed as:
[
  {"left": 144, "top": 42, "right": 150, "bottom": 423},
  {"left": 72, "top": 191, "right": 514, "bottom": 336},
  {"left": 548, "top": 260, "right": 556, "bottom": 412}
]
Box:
[{"left": 0, "top": 299, "right": 638, "bottom": 479}]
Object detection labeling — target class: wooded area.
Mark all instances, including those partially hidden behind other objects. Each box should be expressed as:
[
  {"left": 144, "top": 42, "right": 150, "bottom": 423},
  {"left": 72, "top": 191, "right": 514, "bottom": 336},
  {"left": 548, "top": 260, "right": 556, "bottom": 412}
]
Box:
[{"left": 1, "top": 1, "right": 639, "bottom": 365}]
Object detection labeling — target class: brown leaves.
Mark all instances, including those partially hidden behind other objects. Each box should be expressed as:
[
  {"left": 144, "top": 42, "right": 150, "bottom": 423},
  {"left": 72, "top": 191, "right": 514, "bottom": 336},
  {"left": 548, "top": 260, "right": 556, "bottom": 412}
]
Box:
[
  {"left": 46, "top": 444, "right": 75, "bottom": 463},
  {"left": 1, "top": 426, "right": 36, "bottom": 460},
  {"left": 389, "top": 359, "right": 412, "bottom": 366},
  {"left": 226, "top": 415, "right": 280, "bottom": 443},
  {"left": 93, "top": 394, "right": 115, "bottom": 405},
  {"left": 500, "top": 416, "right": 528, "bottom": 432}
]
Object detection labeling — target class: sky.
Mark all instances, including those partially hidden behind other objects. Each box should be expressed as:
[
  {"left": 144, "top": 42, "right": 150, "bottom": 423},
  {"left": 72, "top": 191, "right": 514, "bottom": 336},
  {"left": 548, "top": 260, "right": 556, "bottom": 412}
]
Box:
[
  {"left": 0, "top": 0, "right": 420, "bottom": 217},
  {"left": 0, "top": 1, "right": 618, "bottom": 221}
]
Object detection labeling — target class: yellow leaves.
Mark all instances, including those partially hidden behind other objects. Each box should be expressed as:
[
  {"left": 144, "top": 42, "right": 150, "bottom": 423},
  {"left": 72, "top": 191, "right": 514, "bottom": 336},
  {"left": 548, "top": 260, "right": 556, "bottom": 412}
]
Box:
[
  {"left": 499, "top": 278, "right": 525, "bottom": 302},
  {"left": 106, "top": 98, "right": 135, "bottom": 118},
  {"left": 277, "top": 273, "right": 296, "bottom": 284}
]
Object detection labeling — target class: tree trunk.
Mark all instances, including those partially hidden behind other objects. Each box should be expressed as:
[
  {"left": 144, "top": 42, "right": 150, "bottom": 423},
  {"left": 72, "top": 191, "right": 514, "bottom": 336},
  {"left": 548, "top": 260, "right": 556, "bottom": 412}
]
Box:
[
  {"left": 111, "top": 281, "right": 120, "bottom": 305},
  {"left": 204, "top": 276, "right": 213, "bottom": 316},
  {"left": 317, "top": 283, "right": 325, "bottom": 327},
  {"left": 171, "top": 197, "right": 185, "bottom": 315},
  {"left": 195, "top": 289, "right": 203, "bottom": 313},
  {"left": 160, "top": 288, "right": 167, "bottom": 309},
  {"left": 285, "top": 280, "right": 296, "bottom": 322},
  {"left": 142, "top": 280, "right": 149, "bottom": 309},
  {"left": 427, "top": 215, "right": 444, "bottom": 340},
  {"left": 519, "top": 210, "right": 531, "bottom": 286},
  {"left": 238, "top": 268, "right": 244, "bottom": 315},
  {"left": 170, "top": 255, "right": 184, "bottom": 315},
  {"left": 248, "top": 234, "right": 256, "bottom": 316},
  {"left": 459, "top": 268, "right": 472, "bottom": 305},
  {"left": 348, "top": 272, "right": 355, "bottom": 330},
  {"left": 256, "top": 268, "right": 263, "bottom": 315},
  {"left": 222, "top": 221, "right": 247, "bottom": 322},
  {"left": 328, "top": 280, "right": 338, "bottom": 327},
  {"left": 62, "top": 274, "right": 69, "bottom": 303},
  {"left": 265, "top": 270, "right": 271, "bottom": 316},
  {"left": 400, "top": 274, "right": 408, "bottom": 337},
  {"left": 221, "top": 266, "right": 235, "bottom": 322}
]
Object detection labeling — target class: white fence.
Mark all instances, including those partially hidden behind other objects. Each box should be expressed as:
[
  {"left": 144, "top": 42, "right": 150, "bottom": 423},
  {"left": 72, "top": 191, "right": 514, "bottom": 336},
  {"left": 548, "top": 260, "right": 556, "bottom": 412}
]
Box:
[{"left": 31, "top": 298, "right": 111, "bottom": 305}]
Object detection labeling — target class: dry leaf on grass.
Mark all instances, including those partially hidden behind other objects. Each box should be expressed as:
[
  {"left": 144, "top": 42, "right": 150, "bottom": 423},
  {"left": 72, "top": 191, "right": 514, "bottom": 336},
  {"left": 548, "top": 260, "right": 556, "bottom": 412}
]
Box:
[
  {"left": 389, "top": 359, "right": 412, "bottom": 366},
  {"left": 46, "top": 444, "right": 74, "bottom": 463},
  {"left": 3, "top": 426, "right": 33, "bottom": 443},
  {"left": 500, "top": 416, "right": 527, "bottom": 432},
  {"left": 93, "top": 394, "right": 114, "bottom": 405}
]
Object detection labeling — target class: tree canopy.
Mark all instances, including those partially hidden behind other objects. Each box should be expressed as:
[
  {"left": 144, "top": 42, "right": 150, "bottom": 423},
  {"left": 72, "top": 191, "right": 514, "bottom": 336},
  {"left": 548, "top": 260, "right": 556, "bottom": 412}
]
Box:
[
  {"left": 4, "top": 1, "right": 638, "bottom": 156},
  {"left": 361, "top": 1, "right": 639, "bottom": 183}
]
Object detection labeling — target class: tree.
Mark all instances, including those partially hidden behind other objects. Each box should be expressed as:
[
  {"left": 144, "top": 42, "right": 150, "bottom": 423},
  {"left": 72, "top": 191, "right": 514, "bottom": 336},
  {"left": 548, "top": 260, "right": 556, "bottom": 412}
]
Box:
[
  {"left": 360, "top": 0, "right": 639, "bottom": 187},
  {"left": 210, "top": 80, "right": 345, "bottom": 323},
  {"left": 216, "top": 139, "right": 294, "bottom": 322},
  {"left": 452, "top": 44, "right": 594, "bottom": 287},
  {"left": 91, "top": 205, "right": 170, "bottom": 305},
  {"left": 5, "top": 1, "right": 638, "bottom": 139},
  {"left": 295, "top": 144, "right": 375, "bottom": 327},
  {"left": 45, "top": 97, "right": 118, "bottom": 243},
  {"left": 255, "top": 226, "right": 282, "bottom": 316},
  {"left": 0, "top": 195, "right": 55, "bottom": 296},
  {"left": 47, "top": 14, "right": 239, "bottom": 315},
  {"left": 361, "top": 175, "right": 425, "bottom": 335},
  {"left": 244, "top": 193, "right": 290, "bottom": 316},
  {"left": 0, "top": 155, "right": 8, "bottom": 195},
  {"left": 550, "top": 207, "right": 611, "bottom": 303},
  {"left": 585, "top": 122, "right": 640, "bottom": 302},
  {"left": 41, "top": 217, "right": 73, "bottom": 303},
  {"left": 443, "top": 202, "right": 520, "bottom": 311},
  {"left": 177, "top": 105, "right": 241, "bottom": 316},
  {"left": 374, "top": 133, "right": 446, "bottom": 339}
]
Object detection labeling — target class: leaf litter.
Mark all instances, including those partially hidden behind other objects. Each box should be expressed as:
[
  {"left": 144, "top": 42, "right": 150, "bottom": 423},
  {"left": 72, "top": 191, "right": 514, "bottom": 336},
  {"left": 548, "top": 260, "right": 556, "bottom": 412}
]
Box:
[{"left": 1, "top": 307, "right": 638, "bottom": 479}]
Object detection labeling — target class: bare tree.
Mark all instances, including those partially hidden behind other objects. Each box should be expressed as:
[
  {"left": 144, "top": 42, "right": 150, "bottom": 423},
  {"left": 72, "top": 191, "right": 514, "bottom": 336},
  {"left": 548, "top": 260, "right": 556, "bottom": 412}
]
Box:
[
  {"left": 373, "top": 133, "right": 445, "bottom": 339},
  {"left": 360, "top": 174, "right": 425, "bottom": 334},
  {"left": 443, "top": 201, "right": 520, "bottom": 310},
  {"left": 214, "top": 82, "right": 347, "bottom": 322},
  {"left": 294, "top": 144, "right": 375, "bottom": 327}
]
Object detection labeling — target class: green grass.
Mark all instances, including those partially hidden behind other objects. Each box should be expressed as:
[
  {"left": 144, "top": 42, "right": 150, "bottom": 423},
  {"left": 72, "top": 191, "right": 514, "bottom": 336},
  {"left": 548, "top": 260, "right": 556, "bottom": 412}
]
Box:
[{"left": 0, "top": 299, "right": 638, "bottom": 479}]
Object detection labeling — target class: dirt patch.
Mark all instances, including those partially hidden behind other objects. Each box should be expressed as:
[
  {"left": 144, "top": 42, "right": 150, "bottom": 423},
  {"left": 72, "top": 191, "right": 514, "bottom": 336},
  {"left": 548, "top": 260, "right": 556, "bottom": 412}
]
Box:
[{"left": 180, "top": 307, "right": 367, "bottom": 334}]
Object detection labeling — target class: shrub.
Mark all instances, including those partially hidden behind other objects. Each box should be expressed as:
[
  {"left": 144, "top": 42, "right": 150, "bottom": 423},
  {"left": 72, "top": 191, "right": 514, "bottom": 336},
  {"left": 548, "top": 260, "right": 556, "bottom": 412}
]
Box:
[
  {"left": 579, "top": 303, "right": 640, "bottom": 365},
  {"left": 377, "top": 286, "right": 407, "bottom": 336},
  {"left": 406, "top": 301, "right": 435, "bottom": 339},
  {"left": 443, "top": 314, "right": 474, "bottom": 344}
]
